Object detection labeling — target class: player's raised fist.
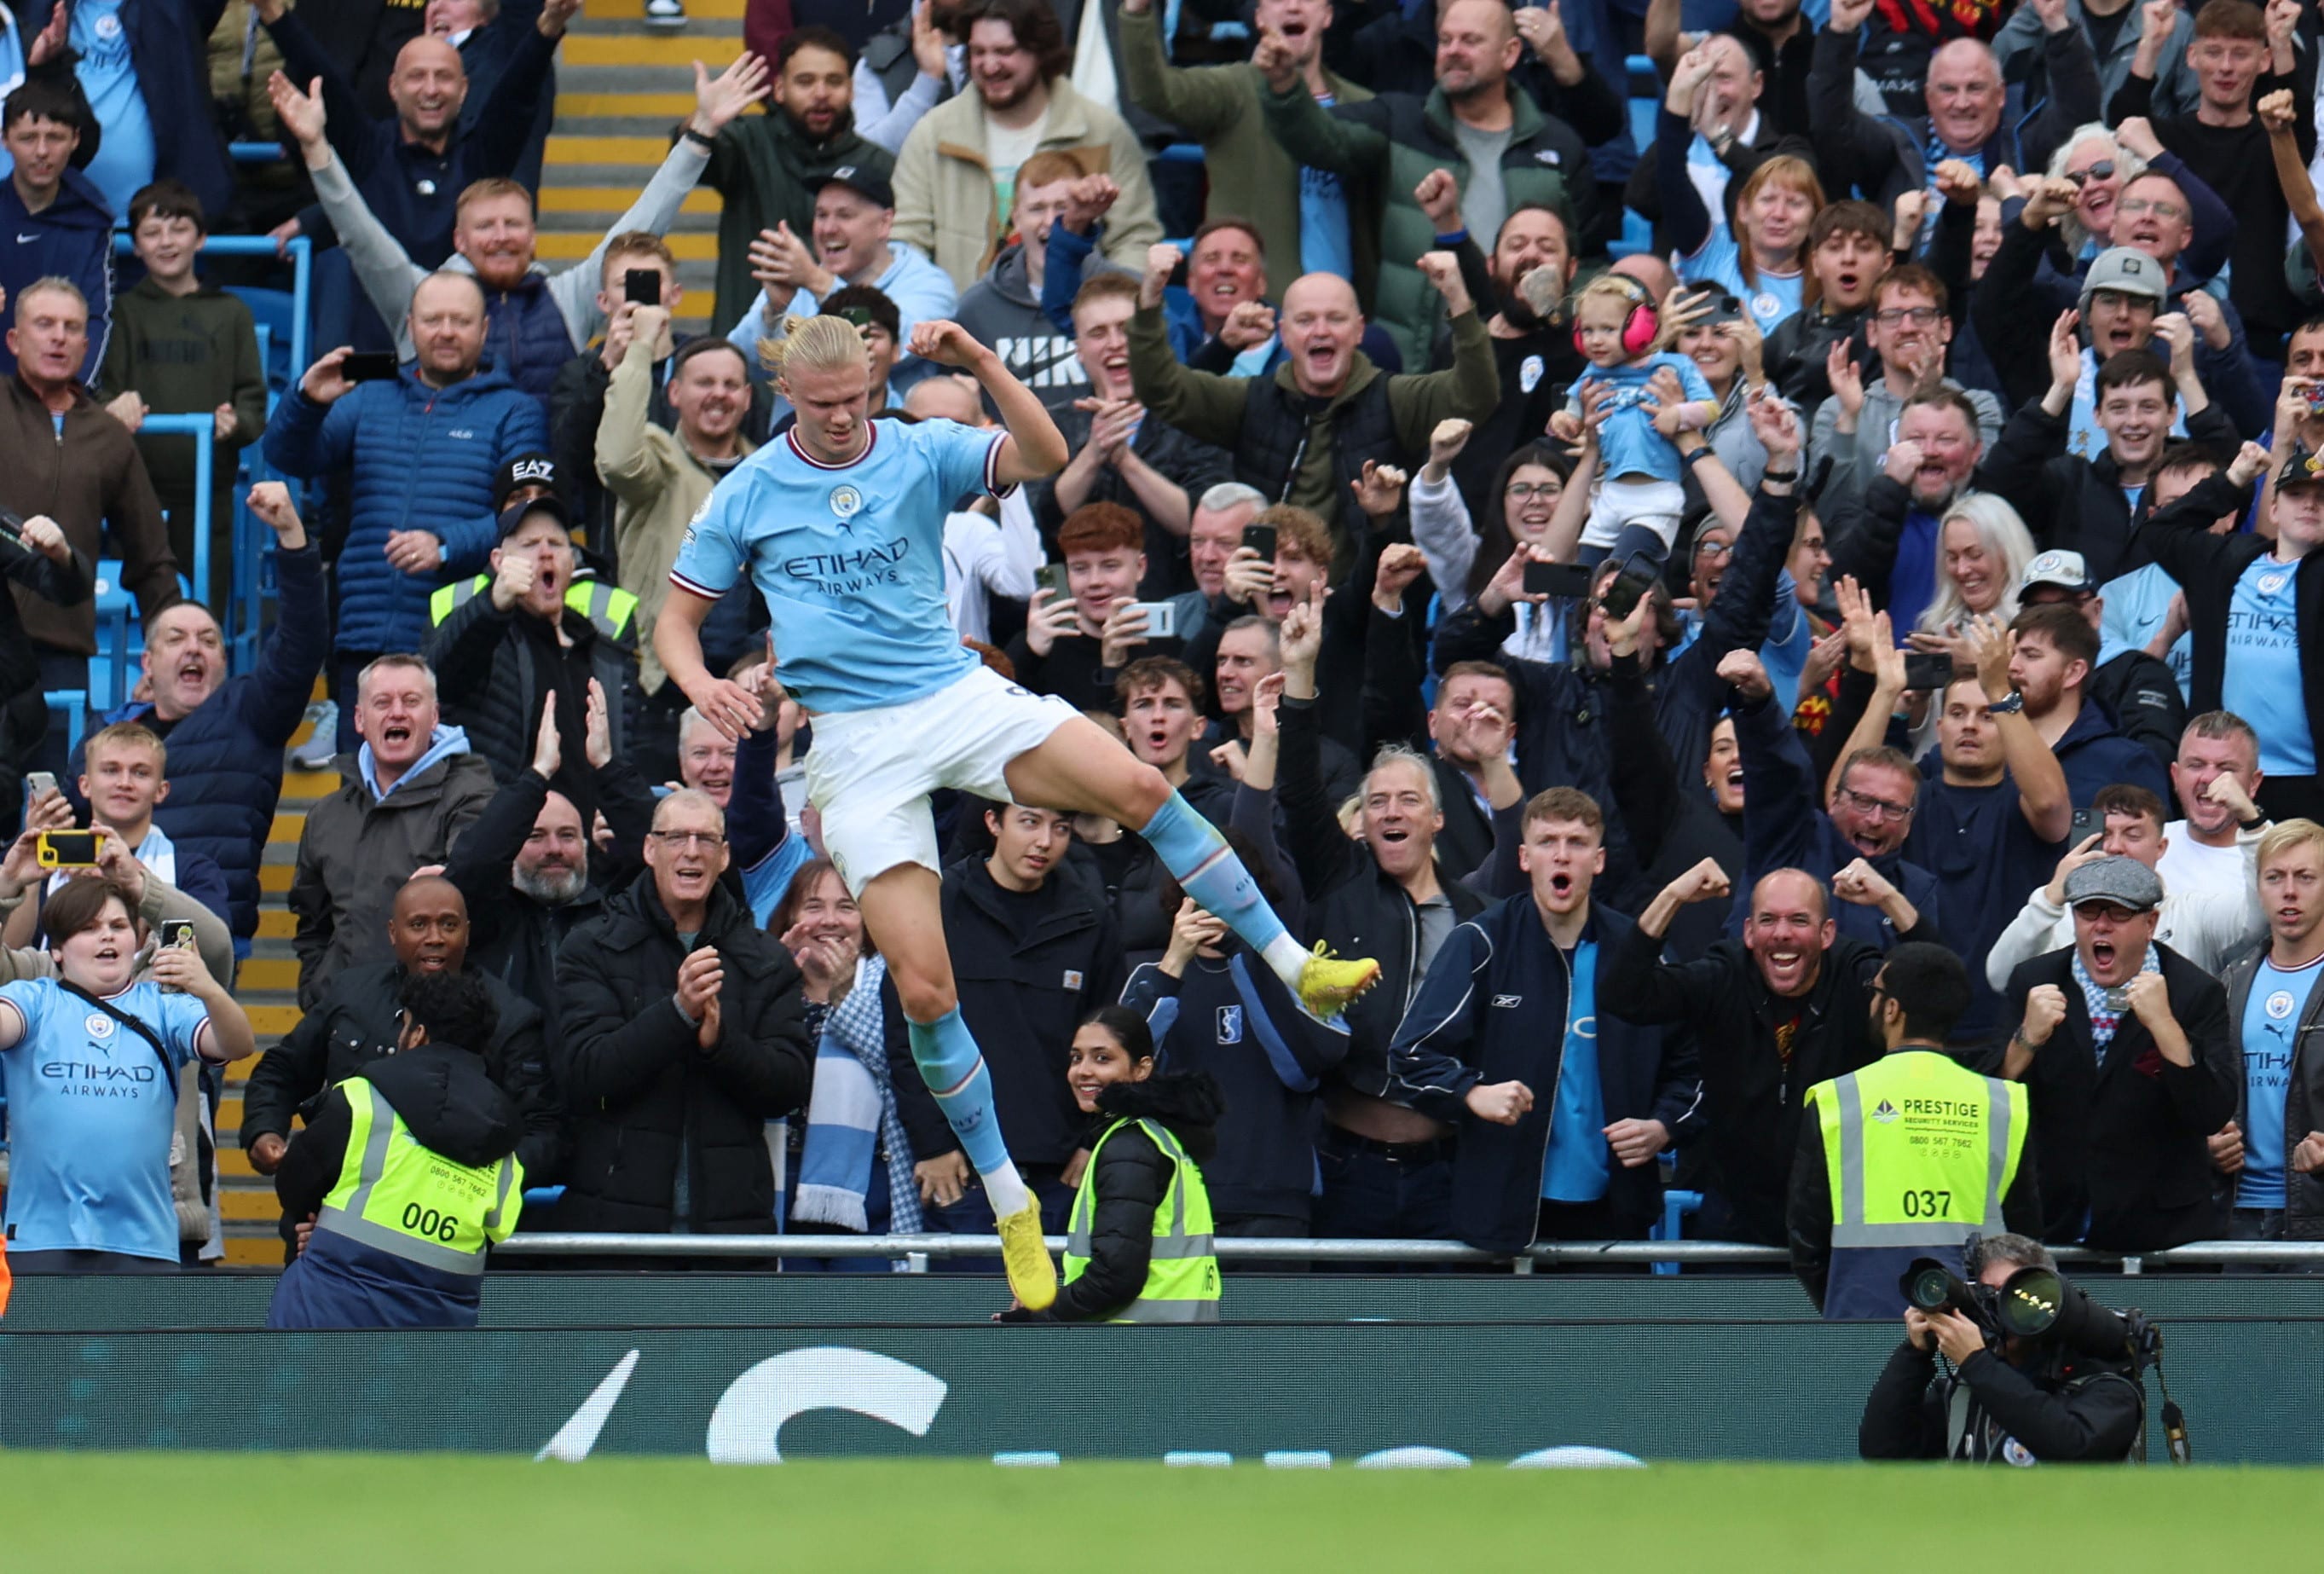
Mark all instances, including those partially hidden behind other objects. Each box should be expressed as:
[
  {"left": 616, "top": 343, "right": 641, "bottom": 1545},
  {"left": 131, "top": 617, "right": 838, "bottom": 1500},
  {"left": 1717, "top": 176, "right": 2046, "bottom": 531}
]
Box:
[{"left": 907, "top": 320, "right": 987, "bottom": 370}]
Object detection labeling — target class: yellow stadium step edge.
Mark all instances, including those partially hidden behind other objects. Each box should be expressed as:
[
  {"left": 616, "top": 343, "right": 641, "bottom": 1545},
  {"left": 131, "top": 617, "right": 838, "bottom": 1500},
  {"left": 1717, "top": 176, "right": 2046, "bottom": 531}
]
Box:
[
  {"left": 582, "top": 0, "right": 750, "bottom": 17},
  {"left": 561, "top": 34, "right": 743, "bottom": 67},
  {"left": 538, "top": 184, "right": 721, "bottom": 215}
]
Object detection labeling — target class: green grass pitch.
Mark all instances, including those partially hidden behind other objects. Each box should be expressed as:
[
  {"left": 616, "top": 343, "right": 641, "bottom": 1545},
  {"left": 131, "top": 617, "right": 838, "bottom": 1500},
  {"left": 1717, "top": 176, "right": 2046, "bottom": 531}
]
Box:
[{"left": 5, "top": 1453, "right": 2316, "bottom": 1571}]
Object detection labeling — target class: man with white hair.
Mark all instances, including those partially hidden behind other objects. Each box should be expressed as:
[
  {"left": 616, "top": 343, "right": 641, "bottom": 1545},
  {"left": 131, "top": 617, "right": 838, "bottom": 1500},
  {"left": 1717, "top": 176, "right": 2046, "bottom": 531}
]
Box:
[
  {"left": 1279, "top": 576, "right": 1488, "bottom": 1239},
  {"left": 549, "top": 787, "right": 811, "bottom": 1243},
  {"left": 1807, "top": 0, "right": 2099, "bottom": 215}
]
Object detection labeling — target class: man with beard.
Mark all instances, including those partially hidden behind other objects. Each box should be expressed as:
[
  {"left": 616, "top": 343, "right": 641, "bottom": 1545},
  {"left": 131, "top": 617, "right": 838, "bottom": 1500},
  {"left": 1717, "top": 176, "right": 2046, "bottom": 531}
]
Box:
[
  {"left": 2006, "top": 602, "right": 2171, "bottom": 806},
  {"left": 272, "top": 57, "right": 755, "bottom": 411},
  {"left": 892, "top": 0, "right": 1160, "bottom": 292},
  {"left": 1419, "top": 192, "right": 1581, "bottom": 509},
  {"left": 2016, "top": 550, "right": 2186, "bottom": 770},
  {"left": 1605, "top": 858, "right": 1922, "bottom": 1246},
  {"left": 1738, "top": 601, "right": 1944, "bottom": 952},
  {"left": 699, "top": 30, "right": 896, "bottom": 337},
  {"left": 1813, "top": 266, "right": 2003, "bottom": 510},
  {"left": 442, "top": 690, "right": 662, "bottom": 1035},
  {"left": 1257, "top": 0, "right": 1598, "bottom": 367},
  {"left": 241, "top": 875, "right": 560, "bottom": 1239},
  {"left": 251, "top": 0, "right": 570, "bottom": 275}
]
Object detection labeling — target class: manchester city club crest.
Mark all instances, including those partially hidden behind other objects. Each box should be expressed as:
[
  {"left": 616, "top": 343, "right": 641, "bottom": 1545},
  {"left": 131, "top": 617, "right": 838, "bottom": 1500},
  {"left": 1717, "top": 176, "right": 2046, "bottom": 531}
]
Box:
[
  {"left": 85, "top": 1012, "right": 114, "bottom": 1039},
  {"left": 829, "top": 484, "right": 864, "bottom": 522}
]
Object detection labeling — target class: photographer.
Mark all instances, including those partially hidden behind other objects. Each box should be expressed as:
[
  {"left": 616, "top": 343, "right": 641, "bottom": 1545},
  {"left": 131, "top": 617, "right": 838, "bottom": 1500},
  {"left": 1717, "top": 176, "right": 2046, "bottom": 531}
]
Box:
[{"left": 1859, "top": 1233, "right": 2146, "bottom": 1463}]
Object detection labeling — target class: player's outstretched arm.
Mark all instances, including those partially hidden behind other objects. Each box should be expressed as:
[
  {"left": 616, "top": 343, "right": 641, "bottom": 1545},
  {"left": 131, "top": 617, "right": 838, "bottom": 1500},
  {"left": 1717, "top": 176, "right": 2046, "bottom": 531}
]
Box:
[
  {"left": 656, "top": 583, "right": 764, "bottom": 739},
  {"left": 908, "top": 320, "right": 1069, "bottom": 486}
]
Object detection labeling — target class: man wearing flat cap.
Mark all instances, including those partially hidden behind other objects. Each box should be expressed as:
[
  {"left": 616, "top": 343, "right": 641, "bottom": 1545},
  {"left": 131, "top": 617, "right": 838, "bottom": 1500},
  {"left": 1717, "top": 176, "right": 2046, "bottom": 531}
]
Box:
[{"left": 2000, "top": 854, "right": 2240, "bottom": 1252}]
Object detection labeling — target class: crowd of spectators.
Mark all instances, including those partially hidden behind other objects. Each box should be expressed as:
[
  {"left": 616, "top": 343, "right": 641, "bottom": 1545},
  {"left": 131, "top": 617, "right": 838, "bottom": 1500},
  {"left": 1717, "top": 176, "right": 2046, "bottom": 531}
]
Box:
[{"left": 2, "top": 0, "right": 2324, "bottom": 1297}]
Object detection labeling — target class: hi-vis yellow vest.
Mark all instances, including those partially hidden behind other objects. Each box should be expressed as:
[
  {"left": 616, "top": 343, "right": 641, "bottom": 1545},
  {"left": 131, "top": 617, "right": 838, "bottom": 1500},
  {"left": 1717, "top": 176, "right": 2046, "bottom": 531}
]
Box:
[
  {"left": 1063, "top": 1117, "right": 1221, "bottom": 1323},
  {"left": 315, "top": 1078, "right": 523, "bottom": 1276},
  {"left": 429, "top": 576, "right": 637, "bottom": 643},
  {"left": 1807, "top": 1049, "right": 2028, "bottom": 1320}
]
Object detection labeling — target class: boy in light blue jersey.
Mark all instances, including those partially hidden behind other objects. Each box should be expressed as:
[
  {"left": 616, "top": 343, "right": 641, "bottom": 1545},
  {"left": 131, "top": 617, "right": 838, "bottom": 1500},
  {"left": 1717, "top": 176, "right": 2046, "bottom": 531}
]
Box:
[
  {"left": 658, "top": 314, "right": 1379, "bottom": 1311},
  {"left": 0, "top": 875, "right": 256, "bottom": 1271},
  {"left": 1549, "top": 274, "right": 1718, "bottom": 569}
]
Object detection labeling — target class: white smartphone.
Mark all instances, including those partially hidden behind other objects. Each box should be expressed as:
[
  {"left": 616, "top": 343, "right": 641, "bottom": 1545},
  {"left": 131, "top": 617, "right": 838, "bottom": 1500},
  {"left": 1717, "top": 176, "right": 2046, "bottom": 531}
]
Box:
[{"left": 1129, "top": 600, "right": 1176, "bottom": 639}]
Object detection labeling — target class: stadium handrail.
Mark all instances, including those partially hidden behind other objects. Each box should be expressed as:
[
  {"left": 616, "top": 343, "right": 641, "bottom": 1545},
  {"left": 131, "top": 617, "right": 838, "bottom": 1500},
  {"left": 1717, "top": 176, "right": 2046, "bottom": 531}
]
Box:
[{"left": 490, "top": 1235, "right": 2324, "bottom": 1270}]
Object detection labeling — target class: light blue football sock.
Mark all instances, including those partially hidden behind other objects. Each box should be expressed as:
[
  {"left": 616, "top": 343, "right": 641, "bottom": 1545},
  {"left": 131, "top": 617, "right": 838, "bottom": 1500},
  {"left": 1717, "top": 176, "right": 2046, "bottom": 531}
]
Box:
[
  {"left": 908, "top": 1008, "right": 1028, "bottom": 1215},
  {"left": 1137, "top": 791, "right": 1306, "bottom": 986}
]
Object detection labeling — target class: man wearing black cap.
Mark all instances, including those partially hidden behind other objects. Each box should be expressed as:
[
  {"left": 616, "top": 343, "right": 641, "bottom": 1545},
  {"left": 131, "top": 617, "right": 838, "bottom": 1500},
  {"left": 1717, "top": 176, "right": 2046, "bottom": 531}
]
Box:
[
  {"left": 723, "top": 165, "right": 957, "bottom": 399},
  {"left": 2001, "top": 854, "right": 2237, "bottom": 1251},
  {"left": 422, "top": 495, "right": 639, "bottom": 815},
  {"left": 2142, "top": 437, "right": 2324, "bottom": 824},
  {"left": 495, "top": 452, "right": 562, "bottom": 517}
]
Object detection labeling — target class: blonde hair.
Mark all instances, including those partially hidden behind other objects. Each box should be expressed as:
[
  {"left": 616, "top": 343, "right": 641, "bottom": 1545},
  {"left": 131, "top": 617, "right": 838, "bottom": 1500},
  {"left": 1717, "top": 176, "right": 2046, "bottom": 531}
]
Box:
[
  {"left": 2257, "top": 818, "right": 2324, "bottom": 877},
  {"left": 1570, "top": 273, "right": 1669, "bottom": 355},
  {"left": 1919, "top": 494, "right": 2034, "bottom": 637},
  {"left": 759, "top": 312, "right": 870, "bottom": 379},
  {"left": 1732, "top": 155, "right": 1824, "bottom": 288}
]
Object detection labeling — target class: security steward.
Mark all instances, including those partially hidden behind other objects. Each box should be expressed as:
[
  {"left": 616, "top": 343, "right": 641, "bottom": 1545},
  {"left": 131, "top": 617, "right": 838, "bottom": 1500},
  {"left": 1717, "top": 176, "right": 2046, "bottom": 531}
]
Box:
[
  {"left": 1788, "top": 941, "right": 2042, "bottom": 1319},
  {"left": 998, "top": 1008, "right": 1223, "bottom": 1324},
  {"left": 265, "top": 969, "right": 525, "bottom": 1330}
]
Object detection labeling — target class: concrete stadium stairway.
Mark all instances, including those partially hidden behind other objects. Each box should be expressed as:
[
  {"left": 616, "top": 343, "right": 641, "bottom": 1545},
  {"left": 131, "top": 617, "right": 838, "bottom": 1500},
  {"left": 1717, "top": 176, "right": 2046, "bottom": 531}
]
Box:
[
  {"left": 215, "top": 746, "right": 332, "bottom": 1264},
  {"left": 541, "top": 0, "right": 749, "bottom": 339},
  {"left": 216, "top": 4, "right": 750, "bottom": 1261}
]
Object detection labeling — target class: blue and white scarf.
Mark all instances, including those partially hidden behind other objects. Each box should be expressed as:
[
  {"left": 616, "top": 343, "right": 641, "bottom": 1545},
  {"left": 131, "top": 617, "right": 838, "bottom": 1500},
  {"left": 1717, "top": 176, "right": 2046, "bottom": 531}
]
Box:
[
  {"left": 793, "top": 955, "right": 924, "bottom": 1249},
  {"left": 2071, "top": 944, "right": 2160, "bottom": 1063}
]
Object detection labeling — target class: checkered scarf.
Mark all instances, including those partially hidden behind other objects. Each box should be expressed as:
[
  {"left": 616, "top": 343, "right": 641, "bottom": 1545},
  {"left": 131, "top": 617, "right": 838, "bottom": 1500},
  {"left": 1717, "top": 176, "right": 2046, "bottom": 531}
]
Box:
[{"left": 2071, "top": 945, "right": 2160, "bottom": 1063}]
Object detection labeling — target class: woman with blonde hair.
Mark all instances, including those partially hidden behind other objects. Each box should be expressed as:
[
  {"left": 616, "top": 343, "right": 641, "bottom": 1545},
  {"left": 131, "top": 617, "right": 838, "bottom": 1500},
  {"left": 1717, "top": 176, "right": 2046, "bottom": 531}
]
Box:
[{"left": 1911, "top": 493, "right": 2035, "bottom": 657}]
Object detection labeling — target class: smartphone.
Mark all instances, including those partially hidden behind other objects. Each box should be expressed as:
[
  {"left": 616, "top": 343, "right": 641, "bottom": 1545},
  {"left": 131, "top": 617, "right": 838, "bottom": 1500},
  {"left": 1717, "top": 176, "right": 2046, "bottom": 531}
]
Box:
[
  {"left": 159, "top": 918, "right": 196, "bottom": 952},
  {"left": 1035, "top": 563, "right": 1070, "bottom": 601},
  {"left": 1241, "top": 524, "right": 1278, "bottom": 561},
  {"left": 1596, "top": 551, "right": 1662, "bottom": 621},
  {"left": 1523, "top": 558, "right": 1593, "bottom": 599},
  {"left": 0, "top": 508, "right": 23, "bottom": 544},
  {"left": 342, "top": 350, "right": 399, "bottom": 383},
  {"left": 1902, "top": 651, "right": 1954, "bottom": 691},
  {"left": 1697, "top": 292, "right": 1744, "bottom": 328},
  {"left": 1128, "top": 600, "right": 1177, "bottom": 639},
  {"left": 36, "top": 829, "right": 101, "bottom": 869},
  {"left": 23, "top": 770, "right": 55, "bottom": 801},
  {"left": 624, "top": 268, "right": 662, "bottom": 308}
]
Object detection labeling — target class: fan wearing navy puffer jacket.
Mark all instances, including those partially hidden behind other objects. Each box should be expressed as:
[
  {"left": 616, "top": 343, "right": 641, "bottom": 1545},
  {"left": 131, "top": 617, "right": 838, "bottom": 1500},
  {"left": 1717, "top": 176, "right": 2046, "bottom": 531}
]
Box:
[
  {"left": 78, "top": 483, "right": 327, "bottom": 947},
  {"left": 262, "top": 273, "right": 547, "bottom": 749}
]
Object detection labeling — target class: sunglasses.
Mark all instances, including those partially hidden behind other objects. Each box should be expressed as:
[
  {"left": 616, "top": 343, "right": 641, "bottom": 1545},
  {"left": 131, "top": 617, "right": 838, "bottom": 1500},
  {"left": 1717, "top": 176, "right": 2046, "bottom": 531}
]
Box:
[{"left": 2064, "top": 159, "right": 2115, "bottom": 188}]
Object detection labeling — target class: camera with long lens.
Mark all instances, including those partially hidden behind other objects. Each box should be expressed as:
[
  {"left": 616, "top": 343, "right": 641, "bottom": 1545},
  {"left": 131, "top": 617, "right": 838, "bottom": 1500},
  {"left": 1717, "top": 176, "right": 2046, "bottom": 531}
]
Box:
[
  {"left": 1898, "top": 1258, "right": 2131, "bottom": 1353},
  {"left": 1899, "top": 1257, "right": 2188, "bottom": 1462}
]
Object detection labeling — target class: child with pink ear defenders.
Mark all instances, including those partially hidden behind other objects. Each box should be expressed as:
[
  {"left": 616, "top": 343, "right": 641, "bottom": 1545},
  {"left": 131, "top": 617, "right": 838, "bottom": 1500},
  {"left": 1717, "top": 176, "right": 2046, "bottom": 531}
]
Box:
[{"left": 1546, "top": 274, "right": 1720, "bottom": 568}]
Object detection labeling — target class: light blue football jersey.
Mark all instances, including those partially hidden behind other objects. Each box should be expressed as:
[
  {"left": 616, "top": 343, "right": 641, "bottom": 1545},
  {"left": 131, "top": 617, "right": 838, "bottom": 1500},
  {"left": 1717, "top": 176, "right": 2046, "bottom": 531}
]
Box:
[{"left": 670, "top": 420, "right": 1010, "bottom": 713}]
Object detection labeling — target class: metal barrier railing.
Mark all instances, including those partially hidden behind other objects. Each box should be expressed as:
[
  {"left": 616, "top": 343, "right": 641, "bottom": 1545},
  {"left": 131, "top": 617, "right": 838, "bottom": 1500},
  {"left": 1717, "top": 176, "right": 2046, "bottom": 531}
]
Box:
[{"left": 491, "top": 1234, "right": 2324, "bottom": 1271}]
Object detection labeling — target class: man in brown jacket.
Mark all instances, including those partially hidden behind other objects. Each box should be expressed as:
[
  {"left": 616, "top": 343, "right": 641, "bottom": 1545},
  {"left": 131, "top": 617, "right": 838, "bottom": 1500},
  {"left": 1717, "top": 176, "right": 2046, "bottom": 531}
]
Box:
[{"left": 1, "top": 279, "right": 180, "bottom": 704}]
